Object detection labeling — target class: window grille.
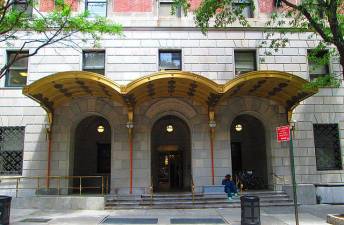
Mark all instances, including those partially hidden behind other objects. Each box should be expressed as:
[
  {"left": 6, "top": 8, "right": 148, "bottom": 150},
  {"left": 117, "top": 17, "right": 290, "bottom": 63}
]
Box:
[
  {"left": 313, "top": 124, "right": 342, "bottom": 170},
  {"left": 234, "top": 50, "right": 256, "bottom": 75},
  {"left": 159, "top": 50, "right": 182, "bottom": 70},
  {"left": 86, "top": 0, "right": 107, "bottom": 17},
  {"left": 5, "top": 51, "right": 29, "bottom": 87},
  {"left": 0, "top": 127, "right": 25, "bottom": 175},
  {"left": 83, "top": 50, "right": 105, "bottom": 75}
]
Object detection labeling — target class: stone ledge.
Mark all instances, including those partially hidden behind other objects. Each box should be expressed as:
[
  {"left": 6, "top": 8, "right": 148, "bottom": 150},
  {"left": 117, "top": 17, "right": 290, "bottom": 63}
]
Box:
[
  {"left": 327, "top": 214, "right": 344, "bottom": 225},
  {"left": 11, "top": 196, "right": 104, "bottom": 210}
]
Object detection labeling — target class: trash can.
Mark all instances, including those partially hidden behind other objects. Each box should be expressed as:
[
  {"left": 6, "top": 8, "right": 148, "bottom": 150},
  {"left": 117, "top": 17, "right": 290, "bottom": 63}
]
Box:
[
  {"left": 240, "top": 195, "right": 260, "bottom": 225},
  {"left": 0, "top": 196, "right": 12, "bottom": 225}
]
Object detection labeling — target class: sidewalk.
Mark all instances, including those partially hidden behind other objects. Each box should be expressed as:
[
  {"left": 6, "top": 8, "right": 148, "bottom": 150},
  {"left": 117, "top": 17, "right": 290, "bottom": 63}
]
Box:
[{"left": 10, "top": 204, "right": 344, "bottom": 225}]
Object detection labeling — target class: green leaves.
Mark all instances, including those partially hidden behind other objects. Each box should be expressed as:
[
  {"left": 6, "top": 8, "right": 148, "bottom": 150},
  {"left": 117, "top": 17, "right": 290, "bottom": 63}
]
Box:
[{"left": 304, "top": 74, "right": 341, "bottom": 89}]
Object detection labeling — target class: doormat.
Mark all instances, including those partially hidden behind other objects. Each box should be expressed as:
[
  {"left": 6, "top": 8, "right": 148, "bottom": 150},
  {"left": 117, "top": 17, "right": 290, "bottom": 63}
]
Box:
[
  {"left": 170, "top": 218, "right": 227, "bottom": 224},
  {"left": 20, "top": 218, "right": 52, "bottom": 223},
  {"left": 100, "top": 217, "right": 158, "bottom": 224}
]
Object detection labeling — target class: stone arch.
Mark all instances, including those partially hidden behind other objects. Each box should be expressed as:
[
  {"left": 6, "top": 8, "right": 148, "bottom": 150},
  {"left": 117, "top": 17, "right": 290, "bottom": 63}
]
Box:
[
  {"left": 50, "top": 96, "right": 126, "bottom": 179},
  {"left": 145, "top": 98, "right": 198, "bottom": 121},
  {"left": 217, "top": 96, "right": 289, "bottom": 190}
]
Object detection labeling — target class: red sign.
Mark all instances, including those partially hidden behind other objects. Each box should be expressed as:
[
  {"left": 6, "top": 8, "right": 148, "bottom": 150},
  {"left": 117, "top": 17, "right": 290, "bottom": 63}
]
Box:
[{"left": 276, "top": 125, "right": 290, "bottom": 142}]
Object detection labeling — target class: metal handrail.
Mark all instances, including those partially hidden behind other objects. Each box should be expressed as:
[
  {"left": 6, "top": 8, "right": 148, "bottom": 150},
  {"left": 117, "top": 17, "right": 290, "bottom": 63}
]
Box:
[
  {"left": 191, "top": 175, "right": 195, "bottom": 204},
  {"left": 0, "top": 175, "right": 109, "bottom": 197}
]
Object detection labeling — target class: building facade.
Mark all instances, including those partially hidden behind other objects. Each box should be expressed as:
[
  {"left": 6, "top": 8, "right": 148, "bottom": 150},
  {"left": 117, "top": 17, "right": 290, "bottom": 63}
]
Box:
[{"left": 0, "top": 0, "right": 343, "bottom": 203}]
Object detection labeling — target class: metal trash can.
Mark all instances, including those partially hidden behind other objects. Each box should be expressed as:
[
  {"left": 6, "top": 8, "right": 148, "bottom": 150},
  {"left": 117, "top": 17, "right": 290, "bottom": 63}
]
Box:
[
  {"left": 0, "top": 196, "right": 12, "bottom": 225},
  {"left": 240, "top": 195, "right": 260, "bottom": 225}
]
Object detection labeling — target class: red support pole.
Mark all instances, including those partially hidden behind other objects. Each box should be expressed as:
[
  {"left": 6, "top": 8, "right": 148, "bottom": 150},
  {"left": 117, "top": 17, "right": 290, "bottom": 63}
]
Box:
[
  {"left": 210, "top": 128, "right": 215, "bottom": 185},
  {"left": 129, "top": 129, "right": 133, "bottom": 194},
  {"left": 46, "top": 129, "right": 52, "bottom": 188}
]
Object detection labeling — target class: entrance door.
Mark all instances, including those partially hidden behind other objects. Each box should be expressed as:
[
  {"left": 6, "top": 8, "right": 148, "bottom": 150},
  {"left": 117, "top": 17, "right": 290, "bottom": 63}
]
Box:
[
  {"left": 151, "top": 115, "right": 191, "bottom": 192},
  {"left": 157, "top": 151, "right": 183, "bottom": 191}
]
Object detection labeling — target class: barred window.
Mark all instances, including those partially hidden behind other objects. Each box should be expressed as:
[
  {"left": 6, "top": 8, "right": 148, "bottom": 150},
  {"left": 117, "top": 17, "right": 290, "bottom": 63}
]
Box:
[
  {"left": 0, "top": 127, "right": 25, "bottom": 175},
  {"left": 313, "top": 124, "right": 342, "bottom": 171}
]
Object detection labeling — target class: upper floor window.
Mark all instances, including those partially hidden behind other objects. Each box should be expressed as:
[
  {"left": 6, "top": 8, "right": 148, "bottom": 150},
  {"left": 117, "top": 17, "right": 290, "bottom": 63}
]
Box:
[
  {"left": 159, "top": 50, "right": 182, "bottom": 70},
  {"left": 233, "top": 0, "right": 253, "bottom": 18},
  {"left": 5, "top": 51, "right": 29, "bottom": 87},
  {"left": 86, "top": 0, "right": 107, "bottom": 17},
  {"left": 13, "top": 0, "right": 32, "bottom": 16},
  {"left": 313, "top": 124, "right": 342, "bottom": 171},
  {"left": 308, "top": 49, "right": 329, "bottom": 80},
  {"left": 83, "top": 50, "right": 105, "bottom": 75},
  {"left": 0, "top": 127, "right": 25, "bottom": 175},
  {"left": 159, "top": 0, "right": 181, "bottom": 18},
  {"left": 234, "top": 50, "right": 256, "bottom": 75}
]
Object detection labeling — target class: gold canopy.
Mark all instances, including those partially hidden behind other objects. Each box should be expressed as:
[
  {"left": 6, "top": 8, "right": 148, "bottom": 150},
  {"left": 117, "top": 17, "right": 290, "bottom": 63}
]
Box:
[{"left": 23, "top": 70, "right": 317, "bottom": 122}]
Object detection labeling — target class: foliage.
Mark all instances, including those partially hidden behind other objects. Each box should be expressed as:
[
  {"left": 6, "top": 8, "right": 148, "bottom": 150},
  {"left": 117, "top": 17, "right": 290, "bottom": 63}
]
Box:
[
  {"left": 0, "top": 0, "right": 122, "bottom": 78},
  {"left": 173, "top": 0, "right": 344, "bottom": 86},
  {"left": 304, "top": 74, "right": 341, "bottom": 90}
]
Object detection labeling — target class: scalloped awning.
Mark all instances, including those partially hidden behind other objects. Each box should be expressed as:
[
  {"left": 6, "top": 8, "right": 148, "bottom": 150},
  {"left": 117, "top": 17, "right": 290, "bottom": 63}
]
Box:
[{"left": 23, "top": 70, "right": 317, "bottom": 123}]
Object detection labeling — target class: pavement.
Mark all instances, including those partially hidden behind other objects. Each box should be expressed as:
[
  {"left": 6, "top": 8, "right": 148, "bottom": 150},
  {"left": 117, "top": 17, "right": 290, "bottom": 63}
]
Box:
[{"left": 10, "top": 204, "right": 344, "bottom": 225}]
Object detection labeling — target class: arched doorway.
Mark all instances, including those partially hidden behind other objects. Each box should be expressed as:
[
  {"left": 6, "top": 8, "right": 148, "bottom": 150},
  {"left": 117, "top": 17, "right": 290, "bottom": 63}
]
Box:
[
  {"left": 151, "top": 115, "right": 191, "bottom": 192},
  {"left": 73, "top": 115, "right": 111, "bottom": 194},
  {"left": 230, "top": 114, "right": 268, "bottom": 189}
]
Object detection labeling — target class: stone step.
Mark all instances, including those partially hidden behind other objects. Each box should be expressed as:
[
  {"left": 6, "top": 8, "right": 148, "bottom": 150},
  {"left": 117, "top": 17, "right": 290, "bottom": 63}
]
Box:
[
  {"left": 105, "top": 201, "right": 295, "bottom": 210},
  {"left": 105, "top": 190, "right": 293, "bottom": 210},
  {"left": 107, "top": 195, "right": 291, "bottom": 203},
  {"left": 106, "top": 198, "right": 293, "bottom": 206}
]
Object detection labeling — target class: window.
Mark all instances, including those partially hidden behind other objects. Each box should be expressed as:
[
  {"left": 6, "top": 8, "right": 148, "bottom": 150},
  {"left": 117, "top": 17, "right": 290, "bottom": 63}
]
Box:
[
  {"left": 233, "top": 0, "right": 253, "bottom": 18},
  {"left": 0, "top": 127, "right": 25, "bottom": 175},
  {"left": 159, "top": 50, "right": 182, "bottom": 70},
  {"left": 234, "top": 50, "right": 256, "bottom": 75},
  {"left": 12, "top": 0, "right": 32, "bottom": 16},
  {"left": 83, "top": 50, "right": 105, "bottom": 75},
  {"left": 86, "top": 0, "right": 107, "bottom": 17},
  {"left": 5, "top": 51, "right": 29, "bottom": 87},
  {"left": 159, "top": 0, "right": 181, "bottom": 18},
  {"left": 308, "top": 49, "right": 330, "bottom": 80},
  {"left": 313, "top": 124, "right": 342, "bottom": 171}
]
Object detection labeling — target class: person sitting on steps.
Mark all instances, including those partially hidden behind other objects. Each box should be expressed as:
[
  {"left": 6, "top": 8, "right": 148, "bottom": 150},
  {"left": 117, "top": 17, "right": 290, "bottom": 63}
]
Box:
[{"left": 222, "top": 174, "right": 238, "bottom": 200}]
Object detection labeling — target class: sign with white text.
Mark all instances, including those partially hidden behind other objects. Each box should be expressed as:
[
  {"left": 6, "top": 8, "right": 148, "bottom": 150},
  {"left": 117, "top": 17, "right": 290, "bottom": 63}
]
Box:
[{"left": 276, "top": 125, "right": 290, "bottom": 142}]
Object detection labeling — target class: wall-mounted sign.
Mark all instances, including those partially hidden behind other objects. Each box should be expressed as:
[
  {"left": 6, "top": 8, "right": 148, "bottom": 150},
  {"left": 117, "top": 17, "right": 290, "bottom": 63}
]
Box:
[{"left": 276, "top": 125, "right": 290, "bottom": 142}]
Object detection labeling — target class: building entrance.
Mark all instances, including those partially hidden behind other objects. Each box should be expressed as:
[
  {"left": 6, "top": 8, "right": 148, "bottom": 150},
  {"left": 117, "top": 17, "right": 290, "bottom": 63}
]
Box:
[
  {"left": 231, "top": 114, "right": 268, "bottom": 189},
  {"left": 73, "top": 116, "right": 111, "bottom": 194},
  {"left": 151, "top": 115, "right": 191, "bottom": 192}
]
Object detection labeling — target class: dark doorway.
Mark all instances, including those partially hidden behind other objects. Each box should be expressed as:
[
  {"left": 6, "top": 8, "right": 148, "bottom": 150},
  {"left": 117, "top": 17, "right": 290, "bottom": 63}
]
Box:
[
  {"left": 231, "top": 115, "right": 268, "bottom": 189},
  {"left": 73, "top": 116, "right": 111, "bottom": 194},
  {"left": 231, "top": 142, "right": 242, "bottom": 175},
  {"left": 151, "top": 115, "right": 191, "bottom": 192}
]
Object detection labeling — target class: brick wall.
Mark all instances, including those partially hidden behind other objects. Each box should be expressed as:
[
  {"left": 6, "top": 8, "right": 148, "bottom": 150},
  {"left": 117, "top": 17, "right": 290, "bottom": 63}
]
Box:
[{"left": 113, "top": 0, "right": 152, "bottom": 12}]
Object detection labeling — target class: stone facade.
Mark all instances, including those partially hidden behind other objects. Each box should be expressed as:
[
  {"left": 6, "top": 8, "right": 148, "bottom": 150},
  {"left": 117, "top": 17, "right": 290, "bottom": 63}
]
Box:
[{"left": 0, "top": 0, "right": 343, "bottom": 199}]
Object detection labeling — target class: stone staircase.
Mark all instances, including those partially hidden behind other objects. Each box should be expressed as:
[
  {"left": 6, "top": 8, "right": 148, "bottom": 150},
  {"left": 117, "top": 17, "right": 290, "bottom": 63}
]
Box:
[{"left": 105, "top": 190, "right": 294, "bottom": 209}]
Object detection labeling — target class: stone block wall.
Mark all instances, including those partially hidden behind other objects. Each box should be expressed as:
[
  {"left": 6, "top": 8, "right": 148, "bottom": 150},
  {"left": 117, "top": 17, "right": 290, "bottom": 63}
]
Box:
[{"left": 0, "top": 29, "right": 343, "bottom": 195}]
